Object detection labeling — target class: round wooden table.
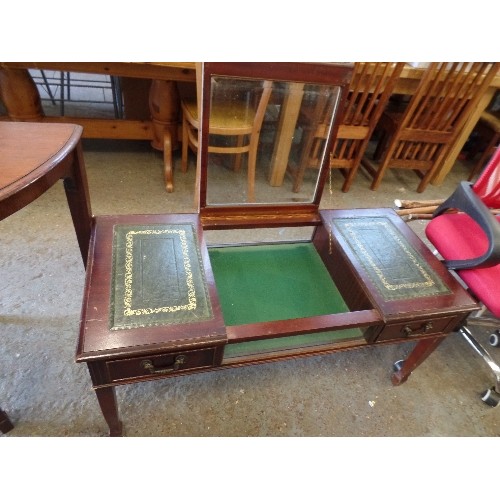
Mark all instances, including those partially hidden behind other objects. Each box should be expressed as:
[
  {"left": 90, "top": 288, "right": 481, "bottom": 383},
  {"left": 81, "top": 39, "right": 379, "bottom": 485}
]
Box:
[{"left": 0, "top": 122, "right": 93, "bottom": 433}]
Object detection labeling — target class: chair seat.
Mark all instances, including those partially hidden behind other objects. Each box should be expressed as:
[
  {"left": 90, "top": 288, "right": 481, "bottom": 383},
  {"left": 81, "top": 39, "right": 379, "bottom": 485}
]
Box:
[
  {"left": 183, "top": 98, "right": 257, "bottom": 134},
  {"left": 426, "top": 213, "right": 500, "bottom": 317}
]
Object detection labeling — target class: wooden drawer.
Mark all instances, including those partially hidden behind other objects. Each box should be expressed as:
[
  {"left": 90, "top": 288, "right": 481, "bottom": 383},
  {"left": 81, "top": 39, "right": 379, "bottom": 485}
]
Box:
[
  {"left": 106, "top": 348, "right": 219, "bottom": 383},
  {"left": 374, "top": 316, "right": 457, "bottom": 342}
]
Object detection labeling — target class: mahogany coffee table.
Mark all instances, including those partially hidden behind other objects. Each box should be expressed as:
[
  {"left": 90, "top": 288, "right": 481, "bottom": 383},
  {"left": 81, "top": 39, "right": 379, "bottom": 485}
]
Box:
[{"left": 76, "top": 63, "right": 479, "bottom": 436}]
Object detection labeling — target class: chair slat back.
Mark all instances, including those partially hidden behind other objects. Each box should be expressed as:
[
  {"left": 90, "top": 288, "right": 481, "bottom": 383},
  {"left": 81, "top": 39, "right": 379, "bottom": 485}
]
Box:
[
  {"left": 343, "top": 62, "right": 404, "bottom": 127},
  {"left": 290, "top": 62, "right": 405, "bottom": 193},
  {"left": 403, "top": 63, "right": 497, "bottom": 133},
  {"left": 388, "top": 62, "right": 499, "bottom": 165},
  {"left": 331, "top": 62, "right": 405, "bottom": 163}
]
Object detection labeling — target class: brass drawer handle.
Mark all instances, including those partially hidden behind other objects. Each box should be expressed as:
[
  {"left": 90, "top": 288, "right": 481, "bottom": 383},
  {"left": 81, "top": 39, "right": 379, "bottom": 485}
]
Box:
[
  {"left": 402, "top": 322, "right": 433, "bottom": 336},
  {"left": 141, "top": 355, "right": 187, "bottom": 374}
]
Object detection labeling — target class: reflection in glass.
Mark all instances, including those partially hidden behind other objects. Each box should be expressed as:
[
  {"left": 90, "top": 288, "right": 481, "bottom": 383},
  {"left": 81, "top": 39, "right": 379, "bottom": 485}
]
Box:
[{"left": 205, "top": 76, "right": 341, "bottom": 206}]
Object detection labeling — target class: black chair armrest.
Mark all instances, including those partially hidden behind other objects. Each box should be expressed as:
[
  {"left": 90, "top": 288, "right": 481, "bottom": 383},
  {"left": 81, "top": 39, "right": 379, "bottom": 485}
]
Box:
[{"left": 432, "top": 181, "right": 500, "bottom": 270}]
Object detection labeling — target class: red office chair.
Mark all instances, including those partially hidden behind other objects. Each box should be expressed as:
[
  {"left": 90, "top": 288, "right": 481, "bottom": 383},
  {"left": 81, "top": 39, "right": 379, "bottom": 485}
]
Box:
[{"left": 425, "top": 147, "right": 500, "bottom": 407}]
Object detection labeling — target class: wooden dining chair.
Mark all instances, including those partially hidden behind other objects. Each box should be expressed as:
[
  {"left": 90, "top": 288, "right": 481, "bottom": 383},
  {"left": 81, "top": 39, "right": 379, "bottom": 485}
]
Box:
[
  {"left": 363, "top": 62, "right": 500, "bottom": 192},
  {"left": 291, "top": 62, "right": 406, "bottom": 193},
  {"left": 179, "top": 63, "right": 273, "bottom": 203}
]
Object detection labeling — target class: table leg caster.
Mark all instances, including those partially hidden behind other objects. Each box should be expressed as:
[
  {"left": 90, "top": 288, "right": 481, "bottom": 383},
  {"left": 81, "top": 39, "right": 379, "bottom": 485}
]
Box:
[
  {"left": 391, "top": 359, "right": 409, "bottom": 385},
  {"left": 393, "top": 359, "right": 405, "bottom": 373}
]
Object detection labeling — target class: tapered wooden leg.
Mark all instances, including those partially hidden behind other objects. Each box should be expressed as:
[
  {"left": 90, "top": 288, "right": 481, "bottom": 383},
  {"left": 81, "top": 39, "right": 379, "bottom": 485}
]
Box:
[
  {"left": 94, "top": 387, "right": 123, "bottom": 437},
  {"left": 391, "top": 337, "right": 445, "bottom": 386},
  {"left": 163, "top": 130, "right": 174, "bottom": 192},
  {"left": 0, "top": 408, "right": 14, "bottom": 434},
  {"left": 63, "top": 143, "right": 93, "bottom": 266},
  {"left": 181, "top": 113, "right": 189, "bottom": 172}
]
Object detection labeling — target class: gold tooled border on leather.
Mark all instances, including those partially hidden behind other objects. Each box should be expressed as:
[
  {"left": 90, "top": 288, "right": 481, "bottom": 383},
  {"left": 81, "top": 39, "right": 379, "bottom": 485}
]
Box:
[
  {"left": 332, "top": 216, "right": 450, "bottom": 301},
  {"left": 110, "top": 223, "right": 213, "bottom": 330}
]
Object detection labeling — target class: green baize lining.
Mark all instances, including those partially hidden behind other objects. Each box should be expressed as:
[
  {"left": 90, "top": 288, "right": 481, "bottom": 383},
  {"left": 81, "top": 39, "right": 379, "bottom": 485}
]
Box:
[{"left": 208, "top": 243, "right": 362, "bottom": 357}]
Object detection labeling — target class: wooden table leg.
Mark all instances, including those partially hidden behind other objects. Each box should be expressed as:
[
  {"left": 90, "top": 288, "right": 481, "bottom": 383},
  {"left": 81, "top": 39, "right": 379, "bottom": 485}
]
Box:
[
  {"left": 268, "top": 82, "right": 304, "bottom": 186},
  {"left": 0, "top": 67, "right": 44, "bottom": 121},
  {"left": 62, "top": 141, "right": 93, "bottom": 265},
  {"left": 149, "top": 79, "right": 180, "bottom": 192},
  {"left": 94, "top": 386, "right": 123, "bottom": 437},
  {"left": 0, "top": 407, "right": 14, "bottom": 434},
  {"left": 149, "top": 79, "right": 180, "bottom": 152},
  {"left": 391, "top": 336, "right": 445, "bottom": 386},
  {"left": 163, "top": 130, "right": 174, "bottom": 193}
]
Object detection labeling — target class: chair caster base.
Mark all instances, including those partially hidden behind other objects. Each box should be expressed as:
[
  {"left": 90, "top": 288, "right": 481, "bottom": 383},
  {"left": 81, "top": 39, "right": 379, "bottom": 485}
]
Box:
[
  {"left": 481, "top": 387, "right": 500, "bottom": 407},
  {"left": 488, "top": 330, "right": 500, "bottom": 348}
]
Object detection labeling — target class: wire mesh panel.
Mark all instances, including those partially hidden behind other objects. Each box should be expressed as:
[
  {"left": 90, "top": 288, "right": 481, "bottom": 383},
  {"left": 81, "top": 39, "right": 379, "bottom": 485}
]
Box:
[{"left": 28, "top": 70, "right": 123, "bottom": 118}]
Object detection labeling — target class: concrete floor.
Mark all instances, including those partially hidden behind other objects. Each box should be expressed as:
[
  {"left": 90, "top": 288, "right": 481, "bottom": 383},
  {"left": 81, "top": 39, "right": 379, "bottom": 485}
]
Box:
[{"left": 1, "top": 137, "right": 499, "bottom": 440}]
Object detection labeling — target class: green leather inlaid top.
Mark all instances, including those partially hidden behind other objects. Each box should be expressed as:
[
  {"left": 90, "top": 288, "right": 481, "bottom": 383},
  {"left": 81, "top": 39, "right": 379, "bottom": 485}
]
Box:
[
  {"left": 332, "top": 216, "right": 450, "bottom": 301},
  {"left": 110, "top": 224, "right": 213, "bottom": 330}
]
